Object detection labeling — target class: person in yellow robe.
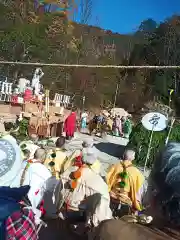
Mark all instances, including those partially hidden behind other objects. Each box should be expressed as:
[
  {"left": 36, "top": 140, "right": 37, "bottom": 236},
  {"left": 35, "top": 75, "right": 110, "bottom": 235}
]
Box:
[
  {"left": 59, "top": 138, "right": 101, "bottom": 176},
  {"left": 44, "top": 136, "right": 67, "bottom": 179},
  {"left": 106, "top": 149, "right": 144, "bottom": 217},
  {"left": 106, "top": 116, "right": 113, "bottom": 132}
]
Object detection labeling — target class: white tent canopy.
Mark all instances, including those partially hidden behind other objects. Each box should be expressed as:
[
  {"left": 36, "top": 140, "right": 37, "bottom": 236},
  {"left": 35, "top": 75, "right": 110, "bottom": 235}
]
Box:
[
  {"left": 102, "top": 110, "right": 109, "bottom": 117},
  {"left": 110, "top": 108, "right": 129, "bottom": 117}
]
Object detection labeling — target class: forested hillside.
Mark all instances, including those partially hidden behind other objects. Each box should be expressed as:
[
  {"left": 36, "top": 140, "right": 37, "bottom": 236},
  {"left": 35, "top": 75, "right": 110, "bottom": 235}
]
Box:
[{"left": 0, "top": 1, "right": 180, "bottom": 113}]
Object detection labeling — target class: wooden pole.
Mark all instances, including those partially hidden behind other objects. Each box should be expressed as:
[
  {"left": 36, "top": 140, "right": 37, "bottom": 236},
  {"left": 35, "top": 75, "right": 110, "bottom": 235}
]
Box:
[
  {"left": 113, "top": 82, "right": 119, "bottom": 109},
  {"left": 165, "top": 117, "right": 175, "bottom": 145},
  {"left": 45, "top": 89, "right": 49, "bottom": 116},
  {"left": 143, "top": 124, "right": 155, "bottom": 174}
]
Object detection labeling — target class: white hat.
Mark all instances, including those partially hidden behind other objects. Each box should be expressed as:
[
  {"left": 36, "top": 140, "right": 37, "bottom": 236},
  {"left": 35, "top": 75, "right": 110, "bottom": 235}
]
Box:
[
  {"left": 82, "top": 138, "right": 94, "bottom": 148},
  {"left": 82, "top": 148, "right": 97, "bottom": 165},
  {"left": 0, "top": 138, "right": 21, "bottom": 186}
]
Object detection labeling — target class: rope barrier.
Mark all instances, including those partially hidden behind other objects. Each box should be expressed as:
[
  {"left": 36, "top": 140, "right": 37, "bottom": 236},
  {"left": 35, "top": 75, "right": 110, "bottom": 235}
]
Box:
[{"left": 0, "top": 61, "right": 180, "bottom": 68}]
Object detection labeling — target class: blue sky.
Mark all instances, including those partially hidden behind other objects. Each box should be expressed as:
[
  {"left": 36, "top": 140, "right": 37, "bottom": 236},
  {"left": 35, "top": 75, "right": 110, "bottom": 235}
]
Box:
[{"left": 86, "top": 0, "right": 180, "bottom": 34}]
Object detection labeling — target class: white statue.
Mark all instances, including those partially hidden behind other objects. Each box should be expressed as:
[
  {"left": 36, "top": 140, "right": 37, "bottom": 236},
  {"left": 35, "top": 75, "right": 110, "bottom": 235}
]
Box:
[
  {"left": 18, "top": 75, "right": 30, "bottom": 93},
  {"left": 31, "top": 68, "right": 44, "bottom": 96}
]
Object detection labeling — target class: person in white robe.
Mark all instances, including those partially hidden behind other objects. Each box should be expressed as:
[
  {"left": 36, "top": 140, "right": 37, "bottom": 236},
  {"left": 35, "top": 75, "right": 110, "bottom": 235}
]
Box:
[
  {"left": 11, "top": 148, "right": 52, "bottom": 209},
  {"left": 60, "top": 148, "right": 112, "bottom": 227},
  {"left": 0, "top": 138, "right": 59, "bottom": 221}
]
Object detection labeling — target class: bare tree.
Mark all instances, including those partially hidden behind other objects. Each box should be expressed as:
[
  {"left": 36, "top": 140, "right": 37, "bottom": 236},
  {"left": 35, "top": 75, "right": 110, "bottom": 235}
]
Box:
[{"left": 73, "top": 0, "right": 94, "bottom": 24}]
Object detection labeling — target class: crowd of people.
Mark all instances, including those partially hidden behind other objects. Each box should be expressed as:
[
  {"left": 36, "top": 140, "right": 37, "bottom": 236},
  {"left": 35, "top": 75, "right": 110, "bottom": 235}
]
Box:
[
  {"left": 0, "top": 119, "right": 145, "bottom": 239},
  {"left": 112, "top": 115, "right": 132, "bottom": 138},
  {"left": 1, "top": 109, "right": 180, "bottom": 240},
  {"left": 81, "top": 111, "right": 132, "bottom": 138},
  {"left": 58, "top": 108, "right": 132, "bottom": 139}
]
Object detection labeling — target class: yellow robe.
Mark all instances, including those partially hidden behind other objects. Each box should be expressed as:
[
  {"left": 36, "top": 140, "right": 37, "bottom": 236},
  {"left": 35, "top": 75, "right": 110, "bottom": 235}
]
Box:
[
  {"left": 63, "top": 150, "right": 101, "bottom": 174},
  {"left": 45, "top": 147, "right": 102, "bottom": 179},
  {"left": 107, "top": 118, "right": 113, "bottom": 131},
  {"left": 44, "top": 148, "right": 67, "bottom": 179},
  {"left": 106, "top": 160, "right": 144, "bottom": 211},
  {"left": 62, "top": 150, "right": 80, "bottom": 172}
]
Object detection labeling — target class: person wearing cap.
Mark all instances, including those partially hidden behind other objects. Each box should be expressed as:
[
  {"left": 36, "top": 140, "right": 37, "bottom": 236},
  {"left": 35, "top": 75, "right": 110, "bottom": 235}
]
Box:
[
  {"left": 58, "top": 138, "right": 102, "bottom": 175},
  {"left": 62, "top": 138, "right": 101, "bottom": 174},
  {"left": 60, "top": 148, "right": 112, "bottom": 227},
  {"left": 82, "top": 138, "right": 94, "bottom": 148},
  {"left": 81, "top": 138, "right": 101, "bottom": 174}
]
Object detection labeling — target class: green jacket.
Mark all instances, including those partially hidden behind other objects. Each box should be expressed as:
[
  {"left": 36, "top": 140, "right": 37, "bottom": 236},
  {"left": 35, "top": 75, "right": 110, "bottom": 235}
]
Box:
[{"left": 123, "top": 119, "right": 132, "bottom": 135}]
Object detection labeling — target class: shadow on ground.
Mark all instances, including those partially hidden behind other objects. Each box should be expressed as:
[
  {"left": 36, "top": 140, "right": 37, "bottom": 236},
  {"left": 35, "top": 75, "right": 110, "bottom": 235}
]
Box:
[
  {"left": 95, "top": 142, "right": 125, "bottom": 158},
  {"left": 39, "top": 219, "right": 87, "bottom": 240}
]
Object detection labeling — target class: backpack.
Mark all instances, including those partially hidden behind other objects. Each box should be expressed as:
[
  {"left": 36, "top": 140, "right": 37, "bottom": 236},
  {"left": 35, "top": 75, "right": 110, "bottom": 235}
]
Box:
[{"left": 0, "top": 186, "right": 30, "bottom": 240}]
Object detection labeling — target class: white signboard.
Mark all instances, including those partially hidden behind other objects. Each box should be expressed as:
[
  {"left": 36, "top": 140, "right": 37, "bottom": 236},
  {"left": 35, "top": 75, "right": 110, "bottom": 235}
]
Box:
[
  {"left": 142, "top": 112, "right": 168, "bottom": 132},
  {"left": 54, "top": 93, "right": 71, "bottom": 106}
]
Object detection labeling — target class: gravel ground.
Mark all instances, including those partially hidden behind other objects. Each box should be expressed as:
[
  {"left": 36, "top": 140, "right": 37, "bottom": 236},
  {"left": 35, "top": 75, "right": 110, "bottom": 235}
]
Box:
[
  {"left": 48, "top": 133, "right": 127, "bottom": 174},
  {"left": 64, "top": 133, "right": 150, "bottom": 177}
]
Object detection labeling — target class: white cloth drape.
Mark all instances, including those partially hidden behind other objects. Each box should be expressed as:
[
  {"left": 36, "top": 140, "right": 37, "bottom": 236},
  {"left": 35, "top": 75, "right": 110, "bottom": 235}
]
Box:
[
  {"left": 11, "top": 162, "right": 52, "bottom": 209},
  {"left": 61, "top": 167, "right": 112, "bottom": 226}
]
